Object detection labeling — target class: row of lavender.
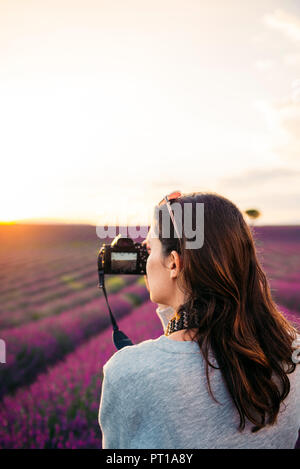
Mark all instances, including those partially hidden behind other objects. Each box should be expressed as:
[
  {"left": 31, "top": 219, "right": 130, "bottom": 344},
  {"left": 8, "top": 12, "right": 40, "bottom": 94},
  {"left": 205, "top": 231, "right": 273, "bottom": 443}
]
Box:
[
  {"left": 256, "top": 236, "right": 300, "bottom": 313},
  {"left": 2, "top": 250, "right": 299, "bottom": 329},
  {"left": 1, "top": 265, "right": 95, "bottom": 313},
  {"left": 0, "top": 301, "right": 299, "bottom": 449},
  {"left": 1, "top": 229, "right": 299, "bottom": 326},
  {"left": 0, "top": 274, "right": 136, "bottom": 329},
  {"left": 0, "top": 244, "right": 98, "bottom": 321},
  {"left": 0, "top": 278, "right": 148, "bottom": 399},
  {"left": 0, "top": 300, "right": 162, "bottom": 448},
  {"left": 0, "top": 243, "right": 94, "bottom": 297}
]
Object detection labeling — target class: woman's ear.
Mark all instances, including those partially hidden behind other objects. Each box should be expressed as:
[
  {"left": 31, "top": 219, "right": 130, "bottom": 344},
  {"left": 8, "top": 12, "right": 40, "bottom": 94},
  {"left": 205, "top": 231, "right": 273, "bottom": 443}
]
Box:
[{"left": 169, "top": 250, "right": 181, "bottom": 279}]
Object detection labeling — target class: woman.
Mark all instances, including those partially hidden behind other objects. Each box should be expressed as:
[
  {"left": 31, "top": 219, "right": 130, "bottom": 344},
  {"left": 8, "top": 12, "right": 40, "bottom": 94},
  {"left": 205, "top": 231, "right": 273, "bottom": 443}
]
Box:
[{"left": 98, "top": 191, "right": 300, "bottom": 449}]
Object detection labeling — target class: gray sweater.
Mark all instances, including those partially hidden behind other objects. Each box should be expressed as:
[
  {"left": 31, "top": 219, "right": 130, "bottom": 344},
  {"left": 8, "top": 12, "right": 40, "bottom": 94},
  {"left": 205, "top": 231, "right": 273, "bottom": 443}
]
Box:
[{"left": 98, "top": 306, "right": 300, "bottom": 449}]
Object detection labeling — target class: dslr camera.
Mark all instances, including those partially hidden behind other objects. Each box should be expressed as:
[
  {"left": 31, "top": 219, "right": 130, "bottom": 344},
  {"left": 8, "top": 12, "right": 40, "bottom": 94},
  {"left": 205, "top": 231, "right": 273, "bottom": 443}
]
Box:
[{"left": 98, "top": 234, "right": 149, "bottom": 275}]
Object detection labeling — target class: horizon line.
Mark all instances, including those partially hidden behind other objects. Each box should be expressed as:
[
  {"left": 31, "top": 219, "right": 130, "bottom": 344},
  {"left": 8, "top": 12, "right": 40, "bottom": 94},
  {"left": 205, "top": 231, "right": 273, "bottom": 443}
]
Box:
[{"left": 1, "top": 221, "right": 300, "bottom": 228}]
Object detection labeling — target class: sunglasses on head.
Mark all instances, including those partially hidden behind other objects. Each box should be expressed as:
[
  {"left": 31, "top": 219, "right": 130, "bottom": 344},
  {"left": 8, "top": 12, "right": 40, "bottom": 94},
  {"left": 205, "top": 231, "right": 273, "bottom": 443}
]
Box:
[{"left": 158, "top": 190, "right": 182, "bottom": 240}]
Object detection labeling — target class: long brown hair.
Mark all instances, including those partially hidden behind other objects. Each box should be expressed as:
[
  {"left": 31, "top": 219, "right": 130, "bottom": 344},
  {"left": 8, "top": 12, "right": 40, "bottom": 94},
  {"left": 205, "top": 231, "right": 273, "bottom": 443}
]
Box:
[{"left": 154, "top": 191, "right": 299, "bottom": 432}]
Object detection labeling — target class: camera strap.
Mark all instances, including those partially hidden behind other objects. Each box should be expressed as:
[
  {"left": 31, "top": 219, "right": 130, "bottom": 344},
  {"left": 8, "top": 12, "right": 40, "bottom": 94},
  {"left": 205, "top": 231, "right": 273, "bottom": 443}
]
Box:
[{"left": 98, "top": 269, "right": 133, "bottom": 350}]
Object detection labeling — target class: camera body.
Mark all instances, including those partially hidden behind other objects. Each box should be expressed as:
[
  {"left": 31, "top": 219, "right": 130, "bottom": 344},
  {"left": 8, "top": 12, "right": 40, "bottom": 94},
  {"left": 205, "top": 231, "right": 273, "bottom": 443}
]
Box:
[{"left": 98, "top": 234, "right": 149, "bottom": 275}]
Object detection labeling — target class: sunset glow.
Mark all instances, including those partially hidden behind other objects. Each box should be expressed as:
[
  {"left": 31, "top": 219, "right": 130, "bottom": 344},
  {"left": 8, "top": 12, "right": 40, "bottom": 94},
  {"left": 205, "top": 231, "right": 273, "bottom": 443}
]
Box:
[{"left": 1, "top": 0, "right": 300, "bottom": 226}]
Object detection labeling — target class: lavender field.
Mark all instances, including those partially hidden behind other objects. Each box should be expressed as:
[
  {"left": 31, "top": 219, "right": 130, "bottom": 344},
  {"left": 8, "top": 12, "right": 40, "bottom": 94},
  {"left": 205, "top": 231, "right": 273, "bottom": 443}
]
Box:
[{"left": 0, "top": 224, "right": 299, "bottom": 448}]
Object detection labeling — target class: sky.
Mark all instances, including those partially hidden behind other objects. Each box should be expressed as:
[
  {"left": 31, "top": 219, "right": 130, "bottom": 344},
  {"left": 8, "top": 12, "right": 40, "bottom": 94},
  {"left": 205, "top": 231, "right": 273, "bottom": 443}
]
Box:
[{"left": 1, "top": 0, "right": 300, "bottom": 226}]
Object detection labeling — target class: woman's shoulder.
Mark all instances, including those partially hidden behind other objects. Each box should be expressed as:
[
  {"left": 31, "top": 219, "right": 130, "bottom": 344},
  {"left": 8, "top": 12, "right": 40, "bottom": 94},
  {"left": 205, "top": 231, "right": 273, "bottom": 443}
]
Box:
[{"left": 103, "top": 336, "right": 164, "bottom": 380}]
